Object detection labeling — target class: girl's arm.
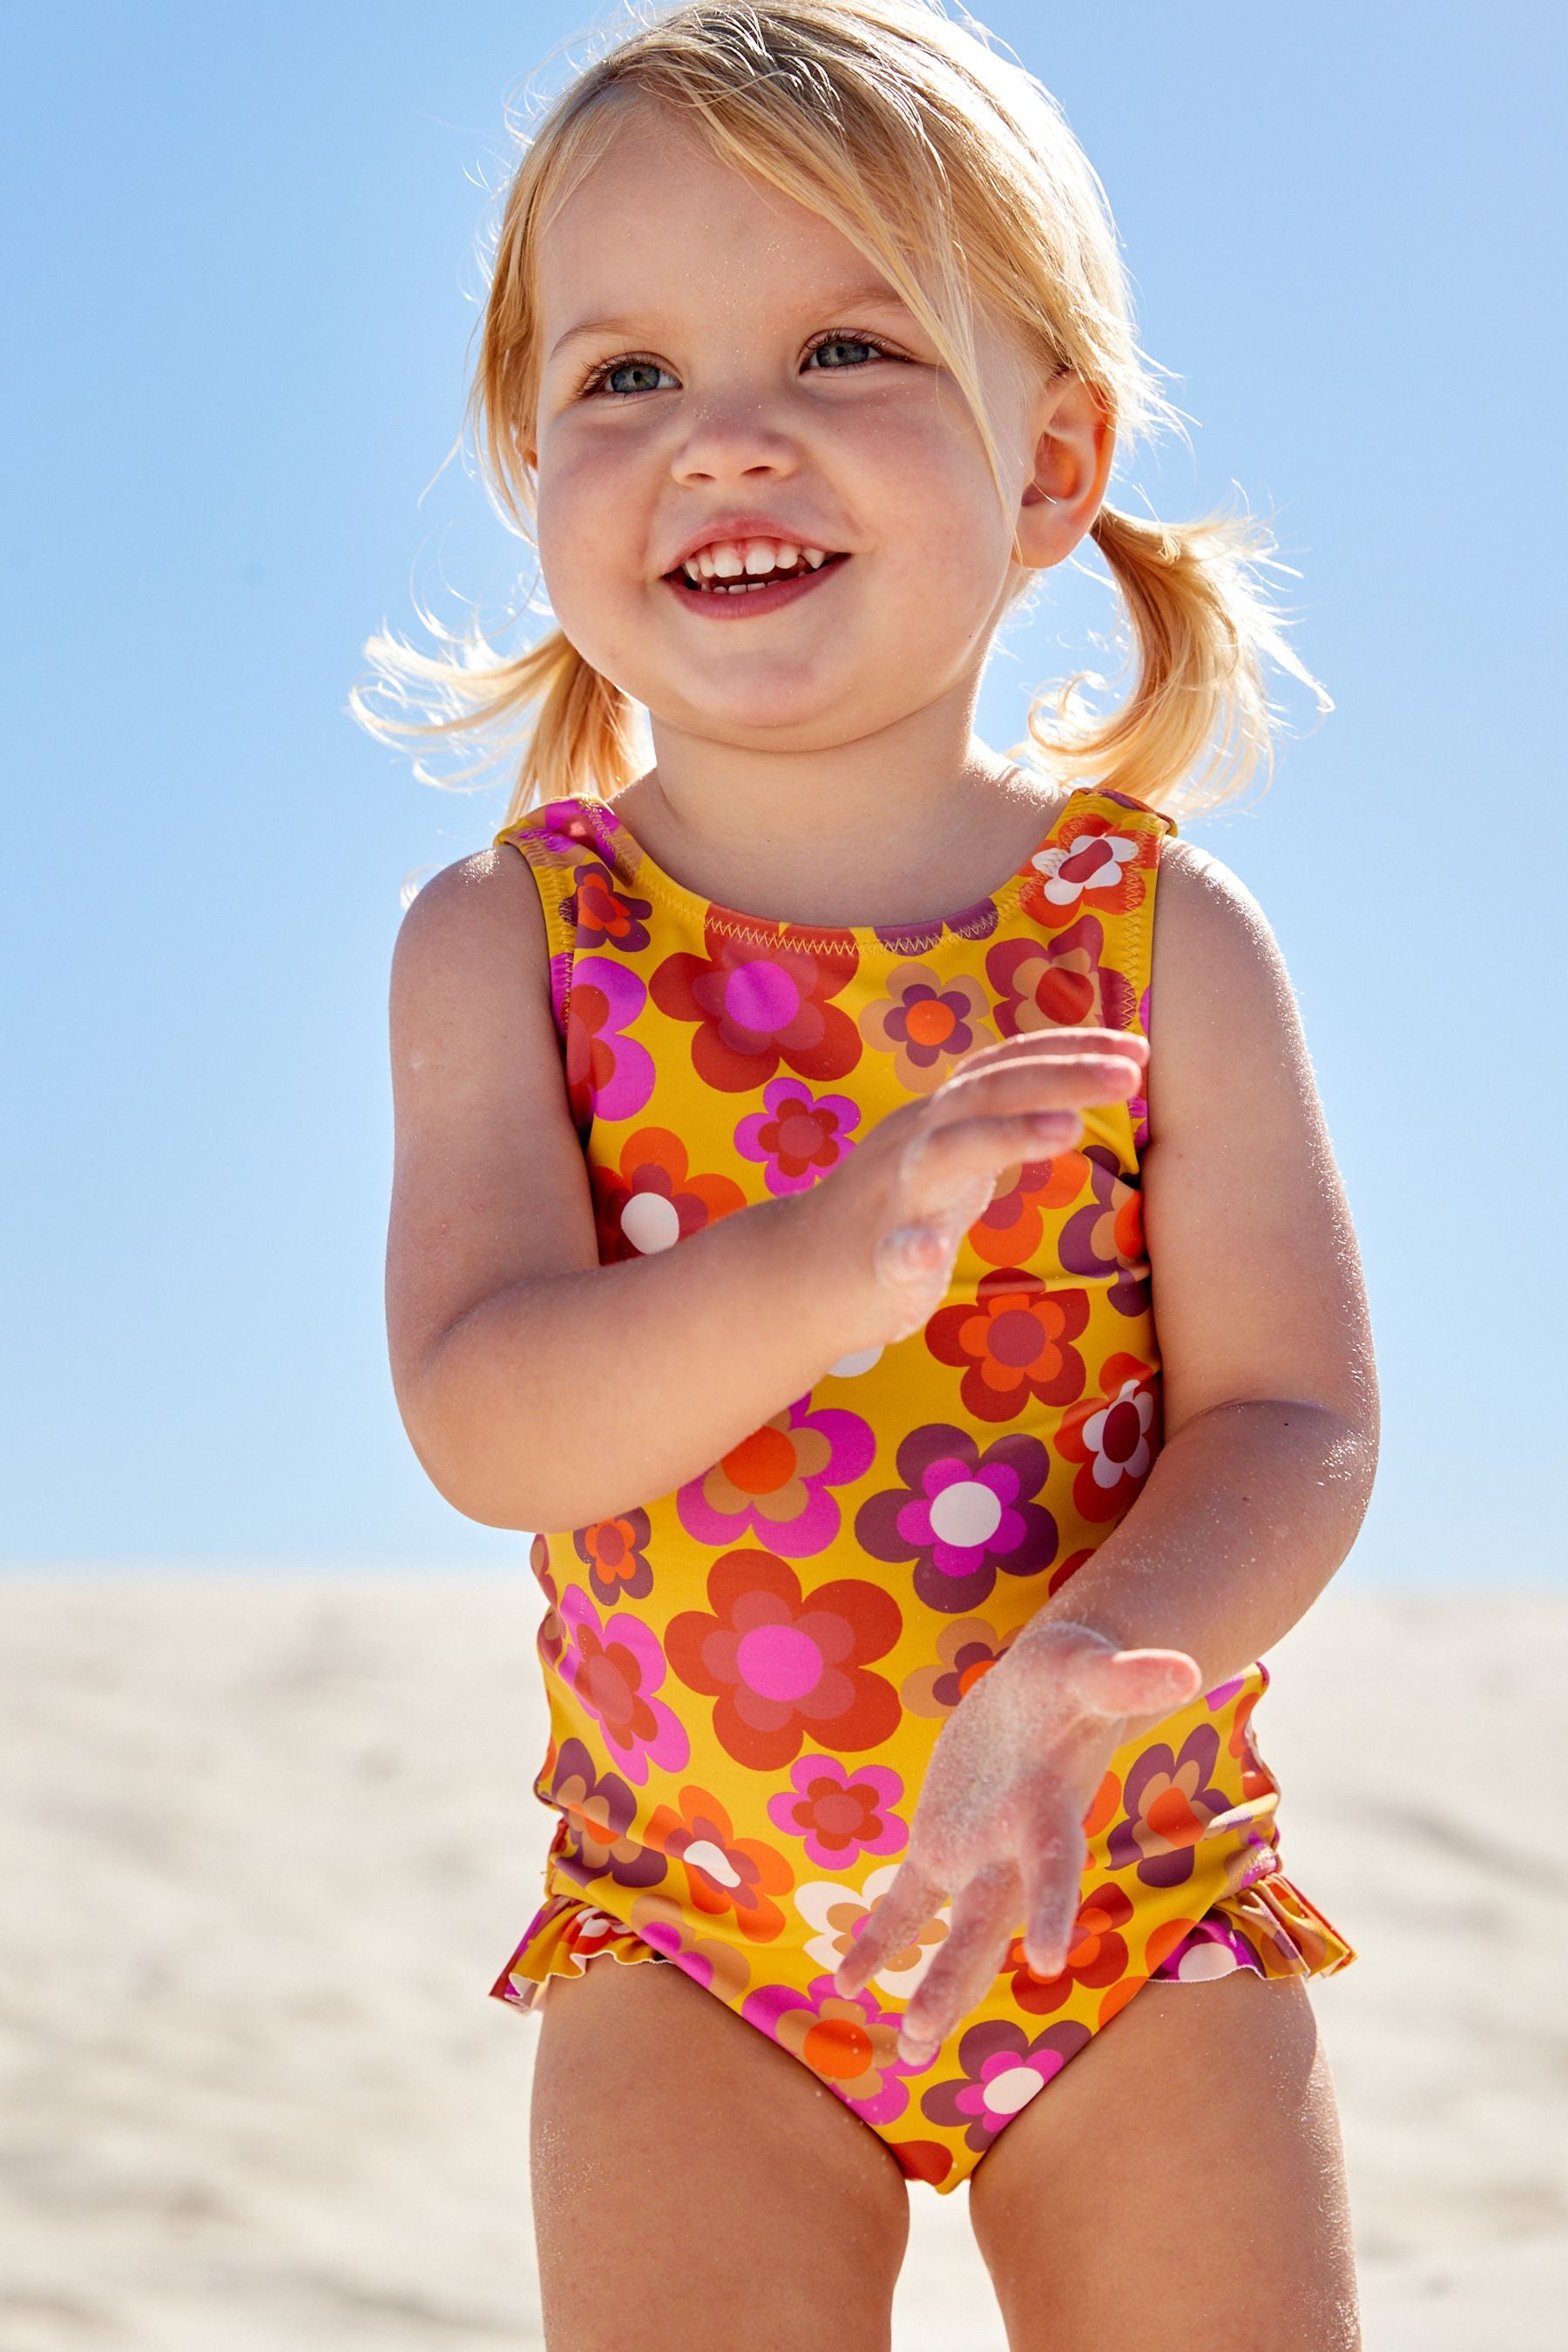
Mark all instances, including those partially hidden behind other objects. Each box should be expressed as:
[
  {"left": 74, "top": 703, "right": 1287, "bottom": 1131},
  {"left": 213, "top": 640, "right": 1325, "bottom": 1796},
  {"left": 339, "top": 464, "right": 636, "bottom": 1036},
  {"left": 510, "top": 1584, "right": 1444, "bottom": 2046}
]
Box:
[
  {"left": 385, "top": 847, "right": 1145, "bottom": 1533},
  {"left": 836, "top": 841, "right": 1379, "bottom": 2060},
  {"left": 1024, "top": 837, "right": 1380, "bottom": 1683}
]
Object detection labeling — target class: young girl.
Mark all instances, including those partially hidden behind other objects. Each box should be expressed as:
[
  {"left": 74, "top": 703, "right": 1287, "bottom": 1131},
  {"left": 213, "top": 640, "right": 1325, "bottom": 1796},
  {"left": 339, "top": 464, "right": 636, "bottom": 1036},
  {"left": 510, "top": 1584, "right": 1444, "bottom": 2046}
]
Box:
[{"left": 364, "top": 3, "right": 1375, "bottom": 2343}]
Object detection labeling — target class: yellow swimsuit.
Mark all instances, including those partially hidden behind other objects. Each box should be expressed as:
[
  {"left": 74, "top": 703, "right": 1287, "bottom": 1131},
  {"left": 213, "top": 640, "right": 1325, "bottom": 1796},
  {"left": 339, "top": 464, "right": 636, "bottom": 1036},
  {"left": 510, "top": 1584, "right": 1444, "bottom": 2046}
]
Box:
[{"left": 490, "top": 782, "right": 1355, "bottom": 2191}]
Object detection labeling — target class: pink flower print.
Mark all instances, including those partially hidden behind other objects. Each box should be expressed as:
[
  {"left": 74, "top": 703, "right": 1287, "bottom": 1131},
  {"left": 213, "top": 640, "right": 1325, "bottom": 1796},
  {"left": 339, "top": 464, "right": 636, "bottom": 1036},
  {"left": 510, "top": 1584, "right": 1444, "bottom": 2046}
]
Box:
[
  {"left": 628, "top": 1889, "right": 753, "bottom": 2002},
  {"left": 742, "top": 1974, "right": 917, "bottom": 2126},
  {"left": 529, "top": 1534, "right": 565, "bottom": 1670},
  {"left": 854, "top": 1423, "right": 1057, "bottom": 1612},
  {"left": 767, "top": 1755, "right": 909, "bottom": 1869},
  {"left": 859, "top": 962, "right": 992, "bottom": 1094},
  {"left": 734, "top": 1077, "right": 861, "bottom": 1196},
  {"left": 557, "top": 1588, "right": 690, "bottom": 1787},
  {"left": 564, "top": 954, "right": 654, "bottom": 1129},
  {"left": 1152, "top": 1916, "right": 1266, "bottom": 1982},
  {"left": 650, "top": 920, "right": 861, "bottom": 1093},
  {"left": 1107, "top": 1723, "right": 1233, "bottom": 1889},
  {"left": 678, "top": 1396, "right": 875, "bottom": 1556},
  {"left": 920, "top": 2017, "right": 1092, "bottom": 2153}
]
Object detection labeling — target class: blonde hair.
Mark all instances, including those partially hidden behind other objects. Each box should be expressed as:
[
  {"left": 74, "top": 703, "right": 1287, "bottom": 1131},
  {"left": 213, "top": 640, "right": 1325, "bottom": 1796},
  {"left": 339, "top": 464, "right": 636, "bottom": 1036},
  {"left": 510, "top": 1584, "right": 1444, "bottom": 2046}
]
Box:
[{"left": 351, "top": 0, "right": 1330, "bottom": 824}]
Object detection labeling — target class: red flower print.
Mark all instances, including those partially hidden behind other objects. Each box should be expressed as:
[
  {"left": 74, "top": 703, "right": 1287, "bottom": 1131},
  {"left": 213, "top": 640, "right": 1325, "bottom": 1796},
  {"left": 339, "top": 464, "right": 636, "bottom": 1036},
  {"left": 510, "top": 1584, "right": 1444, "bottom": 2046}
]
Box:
[
  {"left": 645, "top": 1785, "right": 794, "bottom": 1943},
  {"left": 969, "top": 1150, "right": 1091, "bottom": 1268},
  {"left": 591, "top": 1126, "right": 747, "bottom": 1262},
  {"left": 1055, "top": 1353, "right": 1160, "bottom": 1520},
  {"left": 650, "top": 918, "right": 861, "bottom": 1093},
  {"left": 1018, "top": 814, "right": 1157, "bottom": 932},
  {"left": 572, "top": 1508, "right": 654, "bottom": 1607},
  {"left": 985, "top": 918, "right": 1139, "bottom": 1038},
  {"left": 859, "top": 962, "right": 992, "bottom": 1093},
  {"left": 563, "top": 855, "right": 653, "bottom": 956},
  {"left": 924, "top": 1267, "right": 1089, "bottom": 1422},
  {"left": 1003, "top": 1882, "right": 1136, "bottom": 2015},
  {"left": 666, "top": 1549, "right": 902, "bottom": 1771}
]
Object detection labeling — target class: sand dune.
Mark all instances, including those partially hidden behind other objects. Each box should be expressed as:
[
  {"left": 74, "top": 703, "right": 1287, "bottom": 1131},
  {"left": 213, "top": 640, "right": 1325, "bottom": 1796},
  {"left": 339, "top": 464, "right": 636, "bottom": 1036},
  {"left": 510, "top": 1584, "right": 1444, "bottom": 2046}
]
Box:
[{"left": 2, "top": 1572, "right": 1564, "bottom": 2349}]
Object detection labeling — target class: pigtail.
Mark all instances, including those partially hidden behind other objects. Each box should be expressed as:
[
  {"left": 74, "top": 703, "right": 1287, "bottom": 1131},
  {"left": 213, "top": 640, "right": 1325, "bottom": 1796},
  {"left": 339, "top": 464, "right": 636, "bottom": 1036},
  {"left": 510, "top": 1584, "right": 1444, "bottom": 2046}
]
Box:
[
  {"left": 349, "top": 617, "right": 644, "bottom": 826},
  {"left": 1014, "top": 501, "right": 1332, "bottom": 817}
]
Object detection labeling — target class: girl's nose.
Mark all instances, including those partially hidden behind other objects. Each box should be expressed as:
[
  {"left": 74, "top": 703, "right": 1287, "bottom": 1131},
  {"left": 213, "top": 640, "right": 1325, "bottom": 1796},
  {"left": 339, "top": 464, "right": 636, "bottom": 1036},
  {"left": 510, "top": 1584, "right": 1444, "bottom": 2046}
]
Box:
[{"left": 669, "top": 399, "right": 802, "bottom": 486}]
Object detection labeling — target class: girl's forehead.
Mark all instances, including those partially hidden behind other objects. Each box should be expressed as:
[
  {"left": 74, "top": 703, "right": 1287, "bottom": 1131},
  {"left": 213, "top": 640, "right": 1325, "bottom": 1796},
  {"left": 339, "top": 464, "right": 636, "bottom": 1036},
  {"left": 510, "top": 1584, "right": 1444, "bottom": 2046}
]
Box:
[{"left": 537, "top": 105, "right": 894, "bottom": 308}]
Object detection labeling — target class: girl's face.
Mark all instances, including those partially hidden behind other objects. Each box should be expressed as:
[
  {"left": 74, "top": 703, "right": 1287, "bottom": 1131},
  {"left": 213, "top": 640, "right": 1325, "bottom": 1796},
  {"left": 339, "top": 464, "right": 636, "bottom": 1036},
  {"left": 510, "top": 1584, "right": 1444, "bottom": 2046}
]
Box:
[{"left": 529, "top": 103, "right": 1051, "bottom": 756}]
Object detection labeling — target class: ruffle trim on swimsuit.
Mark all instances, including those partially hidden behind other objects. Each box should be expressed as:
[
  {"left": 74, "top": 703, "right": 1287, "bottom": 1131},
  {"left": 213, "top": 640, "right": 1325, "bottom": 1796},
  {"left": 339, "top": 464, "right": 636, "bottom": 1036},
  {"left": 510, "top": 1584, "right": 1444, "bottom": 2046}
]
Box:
[{"left": 490, "top": 1864, "right": 1355, "bottom": 2018}]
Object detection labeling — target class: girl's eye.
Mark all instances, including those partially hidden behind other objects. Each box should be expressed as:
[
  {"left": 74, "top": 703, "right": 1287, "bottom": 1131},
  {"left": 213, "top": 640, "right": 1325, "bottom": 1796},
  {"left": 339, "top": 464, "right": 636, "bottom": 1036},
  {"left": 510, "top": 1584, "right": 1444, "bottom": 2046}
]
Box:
[{"left": 573, "top": 329, "right": 901, "bottom": 402}]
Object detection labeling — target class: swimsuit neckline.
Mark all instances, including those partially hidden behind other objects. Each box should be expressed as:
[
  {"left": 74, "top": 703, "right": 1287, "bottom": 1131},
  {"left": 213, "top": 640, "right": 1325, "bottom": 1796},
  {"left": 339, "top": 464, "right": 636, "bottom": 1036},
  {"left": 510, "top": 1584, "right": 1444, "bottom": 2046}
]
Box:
[{"left": 570, "top": 774, "right": 1098, "bottom": 954}]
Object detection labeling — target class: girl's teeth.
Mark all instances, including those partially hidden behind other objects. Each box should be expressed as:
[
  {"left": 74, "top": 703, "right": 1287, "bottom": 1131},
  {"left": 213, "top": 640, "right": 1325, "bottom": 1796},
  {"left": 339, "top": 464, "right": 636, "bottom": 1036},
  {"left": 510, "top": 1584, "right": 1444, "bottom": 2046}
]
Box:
[{"left": 676, "top": 540, "right": 839, "bottom": 591}]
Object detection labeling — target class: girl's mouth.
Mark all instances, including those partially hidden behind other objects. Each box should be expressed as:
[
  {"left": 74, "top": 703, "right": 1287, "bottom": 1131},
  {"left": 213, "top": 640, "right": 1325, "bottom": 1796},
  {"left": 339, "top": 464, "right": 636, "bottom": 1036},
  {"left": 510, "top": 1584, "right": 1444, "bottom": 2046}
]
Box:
[{"left": 662, "top": 550, "right": 851, "bottom": 618}]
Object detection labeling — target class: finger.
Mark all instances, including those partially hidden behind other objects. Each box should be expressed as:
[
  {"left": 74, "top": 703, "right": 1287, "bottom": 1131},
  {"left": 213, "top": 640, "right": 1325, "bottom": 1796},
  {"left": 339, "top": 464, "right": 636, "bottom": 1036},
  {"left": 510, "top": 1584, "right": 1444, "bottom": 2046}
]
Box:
[
  {"left": 946, "top": 1028, "right": 1150, "bottom": 1080},
  {"left": 896, "top": 1862, "right": 1022, "bottom": 2067},
  {"left": 1075, "top": 1645, "right": 1205, "bottom": 1720},
  {"left": 1017, "top": 1783, "right": 1090, "bottom": 1980},
  {"left": 933, "top": 1052, "right": 1147, "bottom": 1121},
  {"left": 832, "top": 1862, "right": 946, "bottom": 1999}
]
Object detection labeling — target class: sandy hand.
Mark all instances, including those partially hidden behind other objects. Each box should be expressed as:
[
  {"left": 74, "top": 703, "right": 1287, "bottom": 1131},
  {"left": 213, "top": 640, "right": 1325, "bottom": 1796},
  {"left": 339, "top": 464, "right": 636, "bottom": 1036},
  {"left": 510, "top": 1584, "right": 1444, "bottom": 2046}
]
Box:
[
  {"left": 798, "top": 1028, "right": 1149, "bottom": 1349},
  {"left": 832, "top": 1619, "right": 1203, "bottom": 2067}
]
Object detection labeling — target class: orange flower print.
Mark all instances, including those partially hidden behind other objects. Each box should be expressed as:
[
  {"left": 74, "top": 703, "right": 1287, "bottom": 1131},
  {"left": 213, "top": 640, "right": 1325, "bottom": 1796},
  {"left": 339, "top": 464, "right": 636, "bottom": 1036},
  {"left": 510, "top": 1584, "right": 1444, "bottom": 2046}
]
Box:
[
  {"left": 859, "top": 962, "right": 992, "bottom": 1093},
  {"left": 650, "top": 918, "right": 861, "bottom": 1093},
  {"left": 1003, "top": 1882, "right": 1136, "bottom": 2016},
  {"left": 591, "top": 1125, "right": 747, "bottom": 1262},
  {"left": 1017, "top": 812, "right": 1156, "bottom": 932},
  {"left": 645, "top": 1786, "right": 794, "bottom": 1942},
  {"left": 573, "top": 1508, "right": 653, "bottom": 1607},
  {"left": 1055, "top": 1354, "right": 1159, "bottom": 1520},
  {"left": 666, "top": 1549, "right": 902, "bottom": 1770},
  {"left": 924, "top": 1267, "right": 1089, "bottom": 1421},
  {"left": 900, "top": 1616, "right": 1019, "bottom": 1718},
  {"left": 969, "top": 1150, "right": 1091, "bottom": 1267},
  {"left": 985, "top": 919, "right": 1138, "bottom": 1037}
]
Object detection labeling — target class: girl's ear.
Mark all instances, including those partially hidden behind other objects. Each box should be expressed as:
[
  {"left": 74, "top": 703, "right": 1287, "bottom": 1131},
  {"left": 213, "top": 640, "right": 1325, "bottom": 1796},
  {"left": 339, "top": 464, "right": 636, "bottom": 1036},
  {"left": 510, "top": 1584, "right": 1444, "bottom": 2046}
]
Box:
[{"left": 1014, "top": 370, "right": 1116, "bottom": 570}]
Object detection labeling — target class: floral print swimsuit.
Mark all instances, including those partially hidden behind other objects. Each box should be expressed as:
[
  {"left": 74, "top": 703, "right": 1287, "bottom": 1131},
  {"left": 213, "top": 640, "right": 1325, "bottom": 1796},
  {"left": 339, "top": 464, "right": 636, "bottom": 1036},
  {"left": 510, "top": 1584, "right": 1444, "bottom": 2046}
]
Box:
[{"left": 490, "top": 782, "right": 1355, "bottom": 2192}]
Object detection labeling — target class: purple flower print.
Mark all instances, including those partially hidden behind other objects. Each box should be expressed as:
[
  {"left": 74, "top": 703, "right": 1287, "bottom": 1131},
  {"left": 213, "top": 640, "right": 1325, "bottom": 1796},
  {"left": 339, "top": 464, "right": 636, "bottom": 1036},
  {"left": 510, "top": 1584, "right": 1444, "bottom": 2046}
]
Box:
[
  {"left": 743, "top": 1975, "right": 916, "bottom": 2126},
  {"left": 1105, "top": 1724, "right": 1232, "bottom": 1889},
  {"left": 767, "top": 1755, "right": 908, "bottom": 1869},
  {"left": 678, "top": 1396, "right": 875, "bottom": 1557},
  {"left": 855, "top": 1424, "right": 1057, "bottom": 1612},
  {"left": 1058, "top": 1144, "right": 1150, "bottom": 1316},
  {"left": 547, "top": 1737, "right": 666, "bottom": 1890},
  {"left": 557, "top": 1588, "right": 690, "bottom": 1786},
  {"left": 733, "top": 1077, "right": 861, "bottom": 1196},
  {"left": 920, "top": 2017, "right": 1092, "bottom": 2153}
]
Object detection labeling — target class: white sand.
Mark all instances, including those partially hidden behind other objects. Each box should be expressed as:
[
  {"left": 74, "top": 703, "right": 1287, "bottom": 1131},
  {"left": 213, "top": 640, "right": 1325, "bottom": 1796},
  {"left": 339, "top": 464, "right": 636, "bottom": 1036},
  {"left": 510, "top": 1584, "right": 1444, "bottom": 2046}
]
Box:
[{"left": 2, "top": 1572, "right": 1564, "bottom": 2349}]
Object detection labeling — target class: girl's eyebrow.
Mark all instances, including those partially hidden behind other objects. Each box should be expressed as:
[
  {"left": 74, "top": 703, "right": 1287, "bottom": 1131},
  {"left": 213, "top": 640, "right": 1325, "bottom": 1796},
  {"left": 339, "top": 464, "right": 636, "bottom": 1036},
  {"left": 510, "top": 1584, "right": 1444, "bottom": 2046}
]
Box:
[{"left": 545, "top": 281, "right": 916, "bottom": 365}]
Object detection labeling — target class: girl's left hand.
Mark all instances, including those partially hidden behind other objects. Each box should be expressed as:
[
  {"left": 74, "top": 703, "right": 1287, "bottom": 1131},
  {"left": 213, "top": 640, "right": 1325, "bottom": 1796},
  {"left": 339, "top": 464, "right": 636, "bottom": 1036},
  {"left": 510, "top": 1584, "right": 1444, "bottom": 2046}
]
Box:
[{"left": 832, "top": 1619, "right": 1204, "bottom": 2067}]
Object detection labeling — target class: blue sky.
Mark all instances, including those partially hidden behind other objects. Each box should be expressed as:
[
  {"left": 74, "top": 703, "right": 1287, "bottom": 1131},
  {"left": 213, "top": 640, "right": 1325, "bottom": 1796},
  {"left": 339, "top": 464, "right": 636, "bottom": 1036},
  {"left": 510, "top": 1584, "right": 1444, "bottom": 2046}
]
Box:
[{"left": 3, "top": 2, "right": 1562, "bottom": 1581}]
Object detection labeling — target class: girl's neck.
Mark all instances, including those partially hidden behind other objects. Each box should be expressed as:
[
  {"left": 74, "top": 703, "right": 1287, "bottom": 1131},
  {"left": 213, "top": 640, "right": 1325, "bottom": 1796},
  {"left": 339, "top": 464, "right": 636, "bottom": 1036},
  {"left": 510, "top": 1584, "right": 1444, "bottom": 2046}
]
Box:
[{"left": 609, "top": 747, "right": 1071, "bottom": 933}]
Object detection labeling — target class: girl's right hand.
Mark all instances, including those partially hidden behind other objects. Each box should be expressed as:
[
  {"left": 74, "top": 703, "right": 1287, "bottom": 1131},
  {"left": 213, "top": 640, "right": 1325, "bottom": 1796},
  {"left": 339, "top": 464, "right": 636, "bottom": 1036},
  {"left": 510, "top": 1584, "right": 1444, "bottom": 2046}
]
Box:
[{"left": 799, "top": 1029, "right": 1150, "bottom": 1349}]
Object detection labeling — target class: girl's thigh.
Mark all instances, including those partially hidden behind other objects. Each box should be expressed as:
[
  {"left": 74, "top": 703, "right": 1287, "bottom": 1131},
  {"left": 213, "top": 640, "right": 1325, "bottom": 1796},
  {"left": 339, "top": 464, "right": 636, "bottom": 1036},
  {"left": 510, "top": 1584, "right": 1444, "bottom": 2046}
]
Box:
[
  {"left": 529, "top": 1953, "right": 911, "bottom": 2352},
  {"left": 968, "top": 1970, "right": 1361, "bottom": 2352}
]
